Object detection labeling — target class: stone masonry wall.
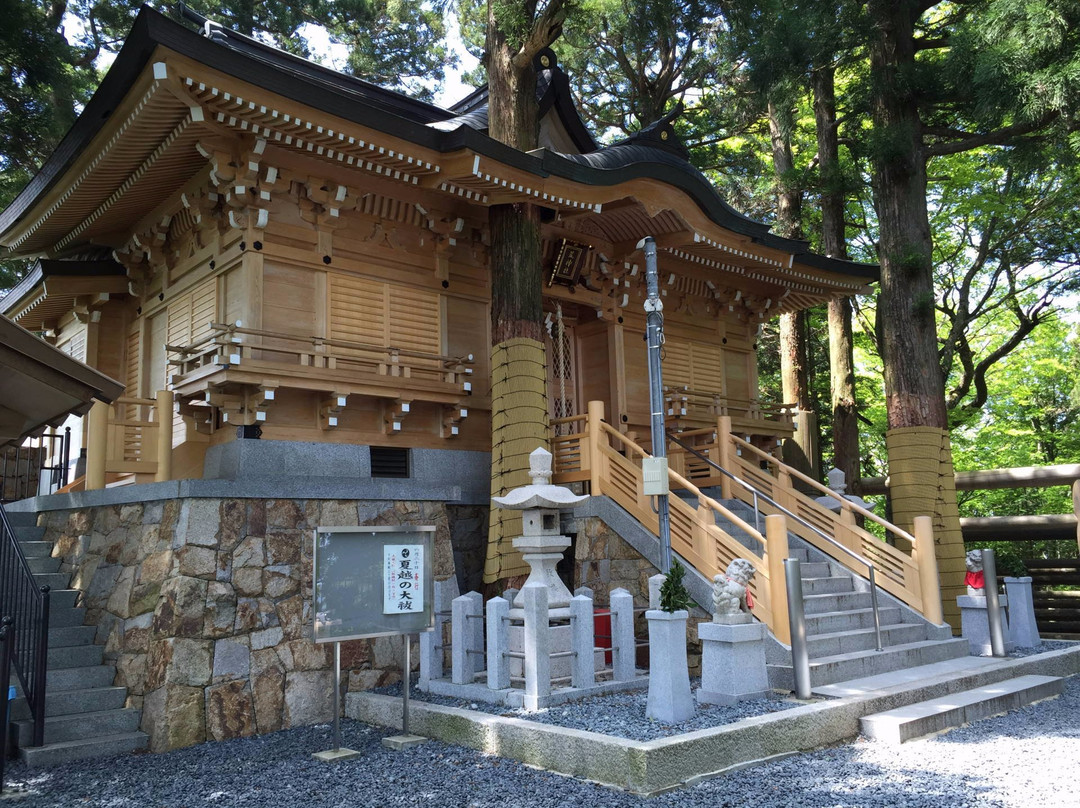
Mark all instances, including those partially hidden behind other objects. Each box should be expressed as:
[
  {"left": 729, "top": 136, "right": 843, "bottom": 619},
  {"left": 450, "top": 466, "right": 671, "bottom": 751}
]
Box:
[
  {"left": 40, "top": 498, "right": 484, "bottom": 752},
  {"left": 574, "top": 516, "right": 709, "bottom": 675}
]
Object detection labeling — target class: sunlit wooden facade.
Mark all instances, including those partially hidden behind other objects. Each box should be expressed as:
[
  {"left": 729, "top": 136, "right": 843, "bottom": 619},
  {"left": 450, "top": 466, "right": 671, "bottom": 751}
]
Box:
[{"left": 0, "top": 8, "right": 876, "bottom": 488}]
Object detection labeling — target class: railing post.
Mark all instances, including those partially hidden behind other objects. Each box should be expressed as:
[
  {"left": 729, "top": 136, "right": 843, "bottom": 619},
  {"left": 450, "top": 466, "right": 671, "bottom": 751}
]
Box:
[
  {"left": 1, "top": 616, "right": 12, "bottom": 793},
  {"left": 717, "top": 415, "right": 733, "bottom": 499},
  {"left": 155, "top": 390, "right": 174, "bottom": 483},
  {"left": 85, "top": 399, "right": 110, "bottom": 491},
  {"left": 766, "top": 513, "right": 791, "bottom": 645},
  {"left": 913, "top": 516, "right": 944, "bottom": 625},
  {"left": 587, "top": 400, "right": 605, "bottom": 495},
  {"left": 32, "top": 586, "right": 49, "bottom": 748}
]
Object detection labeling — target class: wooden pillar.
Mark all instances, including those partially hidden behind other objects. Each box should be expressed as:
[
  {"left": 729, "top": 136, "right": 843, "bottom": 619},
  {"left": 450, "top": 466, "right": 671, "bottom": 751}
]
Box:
[
  {"left": 587, "top": 400, "right": 604, "bottom": 495},
  {"left": 766, "top": 513, "right": 791, "bottom": 645},
  {"left": 913, "top": 515, "right": 944, "bottom": 625},
  {"left": 717, "top": 416, "right": 733, "bottom": 500},
  {"left": 154, "top": 390, "right": 174, "bottom": 483},
  {"left": 85, "top": 400, "right": 109, "bottom": 491}
]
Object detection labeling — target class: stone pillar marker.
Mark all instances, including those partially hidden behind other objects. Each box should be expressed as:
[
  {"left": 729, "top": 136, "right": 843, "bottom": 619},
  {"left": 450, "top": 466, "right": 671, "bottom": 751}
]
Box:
[
  {"left": 486, "top": 596, "right": 510, "bottom": 690},
  {"left": 609, "top": 588, "right": 637, "bottom": 682},
  {"left": 451, "top": 593, "right": 482, "bottom": 684},
  {"left": 522, "top": 582, "right": 550, "bottom": 710},
  {"left": 570, "top": 594, "right": 595, "bottom": 689}
]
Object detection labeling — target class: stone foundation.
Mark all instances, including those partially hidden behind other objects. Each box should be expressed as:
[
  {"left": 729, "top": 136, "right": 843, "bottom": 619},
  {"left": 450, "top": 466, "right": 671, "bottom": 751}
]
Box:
[{"left": 39, "top": 497, "right": 485, "bottom": 752}]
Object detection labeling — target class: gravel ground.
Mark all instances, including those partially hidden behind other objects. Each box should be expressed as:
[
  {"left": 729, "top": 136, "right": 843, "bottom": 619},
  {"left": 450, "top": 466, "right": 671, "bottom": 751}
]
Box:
[
  {"left": 374, "top": 678, "right": 803, "bottom": 741},
  {"left": 4, "top": 673, "right": 1078, "bottom": 808}
]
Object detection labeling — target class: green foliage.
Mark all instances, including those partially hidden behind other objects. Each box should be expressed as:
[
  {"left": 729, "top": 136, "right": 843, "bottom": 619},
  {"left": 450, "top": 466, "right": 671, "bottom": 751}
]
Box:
[{"left": 659, "top": 558, "right": 692, "bottom": 613}]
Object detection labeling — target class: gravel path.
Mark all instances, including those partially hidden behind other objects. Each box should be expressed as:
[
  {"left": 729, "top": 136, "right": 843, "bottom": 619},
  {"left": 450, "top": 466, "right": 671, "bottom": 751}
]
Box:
[
  {"left": 375, "top": 678, "right": 803, "bottom": 741},
  {"left": 4, "top": 674, "right": 1078, "bottom": 807}
]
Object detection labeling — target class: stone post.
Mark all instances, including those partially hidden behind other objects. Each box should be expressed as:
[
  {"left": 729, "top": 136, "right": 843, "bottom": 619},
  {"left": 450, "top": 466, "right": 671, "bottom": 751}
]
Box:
[
  {"left": 486, "top": 596, "right": 510, "bottom": 690},
  {"left": 465, "top": 590, "right": 484, "bottom": 658},
  {"left": 645, "top": 609, "right": 694, "bottom": 724},
  {"left": 1004, "top": 577, "right": 1040, "bottom": 648},
  {"left": 570, "top": 594, "right": 595, "bottom": 689},
  {"left": 648, "top": 573, "right": 665, "bottom": 610},
  {"left": 610, "top": 588, "right": 636, "bottom": 681},
  {"left": 421, "top": 578, "right": 455, "bottom": 687},
  {"left": 522, "top": 582, "right": 550, "bottom": 710},
  {"left": 451, "top": 592, "right": 482, "bottom": 684}
]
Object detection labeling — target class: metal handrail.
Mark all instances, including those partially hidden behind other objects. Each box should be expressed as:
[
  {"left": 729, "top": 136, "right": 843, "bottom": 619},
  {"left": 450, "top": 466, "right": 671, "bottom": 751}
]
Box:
[
  {"left": 667, "top": 432, "right": 883, "bottom": 651},
  {"left": 2, "top": 427, "right": 71, "bottom": 504},
  {"left": 0, "top": 504, "right": 51, "bottom": 746}
]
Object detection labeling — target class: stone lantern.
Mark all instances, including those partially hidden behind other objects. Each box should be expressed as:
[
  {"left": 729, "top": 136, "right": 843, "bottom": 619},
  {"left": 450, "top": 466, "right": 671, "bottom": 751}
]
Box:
[{"left": 492, "top": 447, "right": 587, "bottom": 611}]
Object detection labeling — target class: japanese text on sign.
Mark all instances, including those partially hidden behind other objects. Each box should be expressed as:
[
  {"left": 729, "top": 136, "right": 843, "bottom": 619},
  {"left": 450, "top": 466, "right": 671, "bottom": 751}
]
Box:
[{"left": 383, "top": 544, "right": 424, "bottom": 614}]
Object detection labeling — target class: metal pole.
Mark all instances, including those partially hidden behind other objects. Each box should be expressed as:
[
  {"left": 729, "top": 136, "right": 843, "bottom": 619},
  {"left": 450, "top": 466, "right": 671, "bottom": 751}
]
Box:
[
  {"left": 639, "top": 235, "right": 671, "bottom": 572},
  {"left": 402, "top": 634, "right": 411, "bottom": 736},
  {"left": 332, "top": 641, "right": 341, "bottom": 751},
  {"left": 784, "top": 558, "right": 812, "bottom": 699},
  {"left": 868, "top": 568, "right": 884, "bottom": 651},
  {"left": 982, "top": 549, "right": 1007, "bottom": 658}
]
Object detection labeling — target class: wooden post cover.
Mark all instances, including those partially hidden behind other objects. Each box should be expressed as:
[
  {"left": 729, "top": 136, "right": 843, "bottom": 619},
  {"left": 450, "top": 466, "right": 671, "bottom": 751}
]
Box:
[
  {"left": 886, "top": 426, "right": 965, "bottom": 631},
  {"left": 85, "top": 399, "right": 109, "bottom": 491},
  {"left": 765, "top": 513, "right": 791, "bottom": 645}
]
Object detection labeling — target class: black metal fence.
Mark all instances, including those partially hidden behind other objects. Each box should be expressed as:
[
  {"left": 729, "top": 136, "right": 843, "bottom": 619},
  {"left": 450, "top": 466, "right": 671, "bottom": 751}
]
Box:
[
  {"left": 1, "top": 427, "right": 70, "bottom": 504},
  {"left": 0, "top": 505, "right": 49, "bottom": 748},
  {"left": 1, "top": 616, "right": 13, "bottom": 790}
]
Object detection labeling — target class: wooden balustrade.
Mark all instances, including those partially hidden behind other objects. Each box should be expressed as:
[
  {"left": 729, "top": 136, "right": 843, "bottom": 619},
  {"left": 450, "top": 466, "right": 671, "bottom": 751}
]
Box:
[
  {"left": 85, "top": 390, "right": 173, "bottom": 490},
  {"left": 551, "top": 400, "right": 944, "bottom": 631},
  {"left": 167, "top": 322, "right": 474, "bottom": 401},
  {"left": 552, "top": 401, "right": 789, "bottom": 637}
]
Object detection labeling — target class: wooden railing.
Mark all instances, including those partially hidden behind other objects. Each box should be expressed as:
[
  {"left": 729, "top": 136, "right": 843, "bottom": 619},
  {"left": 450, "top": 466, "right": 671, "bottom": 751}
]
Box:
[
  {"left": 167, "top": 322, "right": 473, "bottom": 401},
  {"left": 553, "top": 402, "right": 794, "bottom": 642},
  {"left": 84, "top": 391, "right": 173, "bottom": 490},
  {"left": 664, "top": 387, "right": 796, "bottom": 437},
  {"left": 552, "top": 401, "right": 944, "bottom": 631}
]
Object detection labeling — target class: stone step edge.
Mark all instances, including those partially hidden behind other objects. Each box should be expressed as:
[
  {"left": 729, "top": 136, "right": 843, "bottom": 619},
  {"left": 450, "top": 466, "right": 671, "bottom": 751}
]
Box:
[
  {"left": 858, "top": 675, "right": 1063, "bottom": 743},
  {"left": 806, "top": 638, "right": 968, "bottom": 667},
  {"left": 13, "top": 706, "right": 139, "bottom": 733},
  {"left": 806, "top": 624, "right": 924, "bottom": 643},
  {"left": 17, "top": 731, "right": 149, "bottom": 766}
]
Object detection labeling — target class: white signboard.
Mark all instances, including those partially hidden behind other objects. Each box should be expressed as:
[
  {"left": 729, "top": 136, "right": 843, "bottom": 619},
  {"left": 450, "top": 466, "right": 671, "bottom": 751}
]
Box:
[{"left": 383, "top": 544, "right": 424, "bottom": 614}]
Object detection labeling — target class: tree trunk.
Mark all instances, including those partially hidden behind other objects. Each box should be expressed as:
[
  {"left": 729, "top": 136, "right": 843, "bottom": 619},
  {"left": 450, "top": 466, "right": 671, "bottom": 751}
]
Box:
[
  {"left": 867, "top": 0, "right": 964, "bottom": 630},
  {"left": 482, "top": 13, "right": 551, "bottom": 585},
  {"left": 769, "top": 102, "right": 816, "bottom": 476},
  {"left": 812, "top": 66, "right": 860, "bottom": 486}
]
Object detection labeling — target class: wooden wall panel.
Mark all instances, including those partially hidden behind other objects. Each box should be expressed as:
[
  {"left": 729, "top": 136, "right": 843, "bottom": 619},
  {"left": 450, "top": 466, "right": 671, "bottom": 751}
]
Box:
[
  {"left": 445, "top": 296, "right": 489, "bottom": 399},
  {"left": 263, "top": 262, "right": 315, "bottom": 337},
  {"left": 576, "top": 321, "right": 611, "bottom": 415}
]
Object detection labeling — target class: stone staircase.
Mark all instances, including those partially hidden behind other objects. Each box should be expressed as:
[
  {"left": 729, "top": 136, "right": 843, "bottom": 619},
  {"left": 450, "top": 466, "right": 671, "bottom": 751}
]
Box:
[{"left": 5, "top": 510, "right": 148, "bottom": 766}]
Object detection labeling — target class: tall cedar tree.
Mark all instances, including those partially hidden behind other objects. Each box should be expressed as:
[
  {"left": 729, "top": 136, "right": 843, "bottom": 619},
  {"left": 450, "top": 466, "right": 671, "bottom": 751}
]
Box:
[{"left": 482, "top": 0, "right": 570, "bottom": 584}]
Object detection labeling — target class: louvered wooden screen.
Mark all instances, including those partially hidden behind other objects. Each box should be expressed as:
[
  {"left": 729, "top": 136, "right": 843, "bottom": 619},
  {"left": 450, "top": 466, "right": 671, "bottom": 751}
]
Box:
[
  {"left": 329, "top": 274, "right": 441, "bottom": 363},
  {"left": 663, "top": 338, "right": 725, "bottom": 394}
]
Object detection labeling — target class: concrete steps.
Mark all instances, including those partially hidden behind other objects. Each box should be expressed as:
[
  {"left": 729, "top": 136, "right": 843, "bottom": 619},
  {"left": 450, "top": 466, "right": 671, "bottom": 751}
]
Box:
[
  {"left": 5, "top": 510, "right": 149, "bottom": 765},
  {"left": 766, "top": 532, "right": 964, "bottom": 689},
  {"left": 859, "top": 675, "right": 1064, "bottom": 742}
]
